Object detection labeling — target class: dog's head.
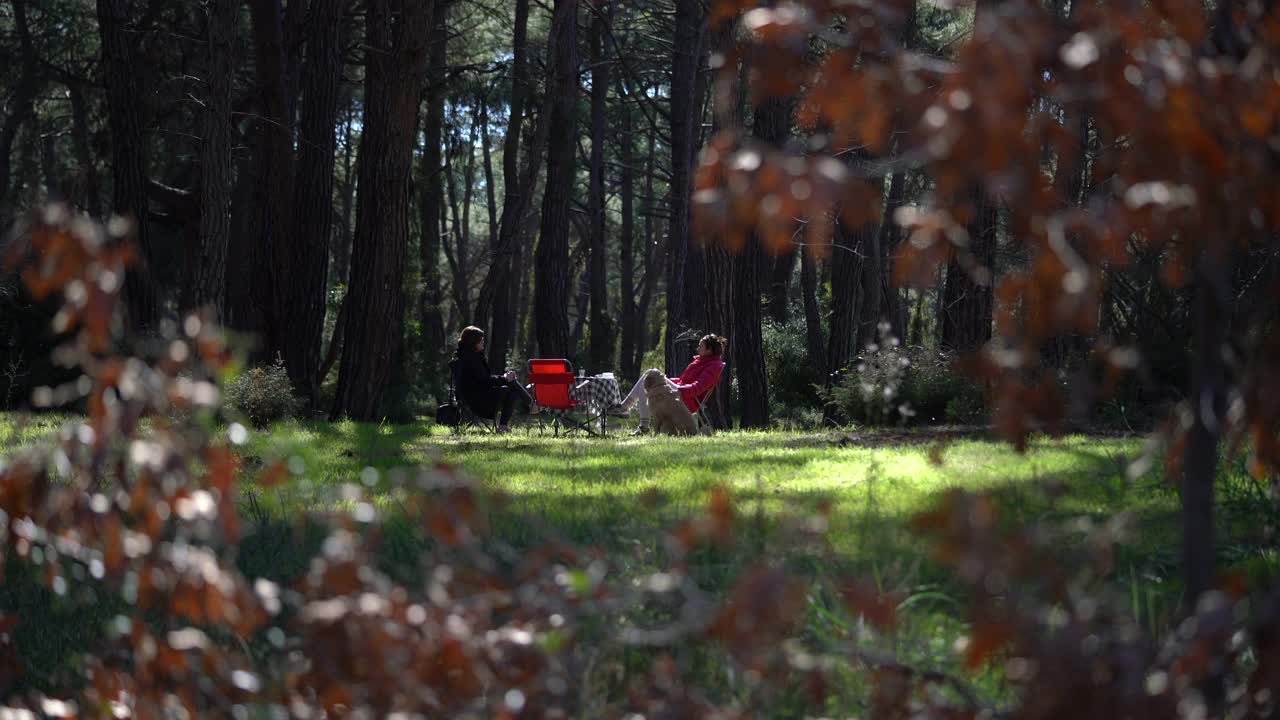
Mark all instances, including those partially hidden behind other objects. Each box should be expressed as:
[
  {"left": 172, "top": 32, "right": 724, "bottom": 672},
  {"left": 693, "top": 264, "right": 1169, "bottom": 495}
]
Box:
[{"left": 643, "top": 372, "right": 663, "bottom": 391}]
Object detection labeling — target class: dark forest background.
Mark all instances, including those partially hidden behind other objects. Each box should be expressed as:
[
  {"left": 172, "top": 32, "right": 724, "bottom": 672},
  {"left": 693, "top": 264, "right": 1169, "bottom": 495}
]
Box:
[{"left": 0, "top": 0, "right": 1259, "bottom": 428}]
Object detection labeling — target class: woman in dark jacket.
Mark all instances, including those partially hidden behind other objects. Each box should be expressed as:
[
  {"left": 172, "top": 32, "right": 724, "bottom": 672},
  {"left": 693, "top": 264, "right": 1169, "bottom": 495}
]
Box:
[{"left": 452, "top": 326, "right": 533, "bottom": 432}]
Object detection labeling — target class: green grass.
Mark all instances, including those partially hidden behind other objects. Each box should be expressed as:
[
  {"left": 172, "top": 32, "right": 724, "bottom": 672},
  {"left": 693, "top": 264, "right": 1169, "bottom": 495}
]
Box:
[{"left": 5, "top": 410, "right": 1276, "bottom": 710}]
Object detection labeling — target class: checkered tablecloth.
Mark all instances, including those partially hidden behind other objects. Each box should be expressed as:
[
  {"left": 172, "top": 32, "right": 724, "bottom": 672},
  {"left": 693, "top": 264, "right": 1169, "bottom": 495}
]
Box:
[{"left": 569, "top": 375, "right": 622, "bottom": 416}]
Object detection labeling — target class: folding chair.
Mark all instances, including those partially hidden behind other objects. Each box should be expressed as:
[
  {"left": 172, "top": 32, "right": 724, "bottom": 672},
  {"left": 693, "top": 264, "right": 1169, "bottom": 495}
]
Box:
[
  {"left": 527, "top": 359, "right": 597, "bottom": 437},
  {"left": 693, "top": 384, "right": 718, "bottom": 435},
  {"left": 446, "top": 359, "right": 497, "bottom": 435}
]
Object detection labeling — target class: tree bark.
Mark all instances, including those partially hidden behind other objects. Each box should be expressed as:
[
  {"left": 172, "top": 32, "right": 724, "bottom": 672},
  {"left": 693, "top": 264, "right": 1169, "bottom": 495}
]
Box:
[
  {"left": 474, "top": 0, "right": 534, "bottom": 367},
  {"left": 443, "top": 128, "right": 469, "bottom": 323},
  {"left": 96, "top": 0, "right": 159, "bottom": 332},
  {"left": 332, "top": 0, "right": 433, "bottom": 420},
  {"left": 249, "top": 0, "right": 297, "bottom": 357},
  {"left": 879, "top": 168, "right": 909, "bottom": 340},
  {"left": 769, "top": 252, "right": 797, "bottom": 324},
  {"left": 479, "top": 93, "right": 498, "bottom": 254},
  {"left": 828, "top": 207, "right": 873, "bottom": 381},
  {"left": 618, "top": 80, "right": 640, "bottom": 381},
  {"left": 67, "top": 81, "right": 102, "bottom": 218},
  {"left": 281, "top": 0, "right": 348, "bottom": 402},
  {"left": 940, "top": 188, "right": 997, "bottom": 353},
  {"left": 335, "top": 106, "right": 358, "bottom": 288},
  {"left": 635, "top": 128, "right": 659, "bottom": 375},
  {"left": 735, "top": 95, "right": 789, "bottom": 429},
  {"left": 418, "top": 0, "right": 449, "bottom": 375},
  {"left": 190, "top": 0, "right": 238, "bottom": 319},
  {"left": 801, "top": 249, "right": 826, "bottom": 382},
  {"left": 702, "top": 15, "right": 738, "bottom": 429},
  {"left": 665, "top": 0, "right": 704, "bottom": 370},
  {"left": 0, "top": 0, "right": 39, "bottom": 222},
  {"left": 587, "top": 1, "right": 613, "bottom": 370},
  {"left": 533, "top": 0, "right": 579, "bottom": 358}
]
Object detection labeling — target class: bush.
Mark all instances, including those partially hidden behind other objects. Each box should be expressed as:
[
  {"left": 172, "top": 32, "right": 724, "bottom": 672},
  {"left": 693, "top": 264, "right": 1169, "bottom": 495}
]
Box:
[
  {"left": 762, "top": 318, "right": 822, "bottom": 413},
  {"left": 225, "top": 357, "right": 303, "bottom": 427},
  {"left": 825, "top": 342, "right": 986, "bottom": 426}
]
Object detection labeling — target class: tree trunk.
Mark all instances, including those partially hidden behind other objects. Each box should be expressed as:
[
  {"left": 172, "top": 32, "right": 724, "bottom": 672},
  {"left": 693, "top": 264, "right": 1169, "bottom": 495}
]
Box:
[
  {"left": 191, "top": 0, "right": 238, "bottom": 318},
  {"left": 455, "top": 104, "right": 480, "bottom": 321},
  {"left": 443, "top": 130, "right": 469, "bottom": 322},
  {"left": 587, "top": 1, "right": 613, "bottom": 370},
  {"left": 856, "top": 188, "right": 887, "bottom": 351},
  {"left": 335, "top": 106, "right": 358, "bottom": 288},
  {"left": 828, "top": 213, "right": 872, "bottom": 380},
  {"left": 0, "top": 0, "right": 39, "bottom": 224},
  {"left": 474, "top": 0, "right": 535, "bottom": 368},
  {"left": 635, "top": 128, "right": 659, "bottom": 375},
  {"left": 96, "top": 0, "right": 158, "bottom": 332},
  {"left": 801, "top": 249, "right": 825, "bottom": 382},
  {"left": 702, "top": 15, "right": 738, "bottom": 429},
  {"left": 249, "top": 0, "right": 297, "bottom": 357},
  {"left": 664, "top": 0, "right": 704, "bottom": 369},
  {"left": 879, "top": 169, "right": 909, "bottom": 340},
  {"left": 940, "top": 188, "right": 997, "bottom": 353},
  {"left": 418, "top": 0, "right": 449, "bottom": 375},
  {"left": 769, "top": 252, "right": 797, "bottom": 325},
  {"left": 226, "top": 130, "right": 267, "bottom": 335},
  {"left": 479, "top": 94, "right": 498, "bottom": 254},
  {"left": 735, "top": 95, "right": 789, "bottom": 429},
  {"left": 533, "top": 0, "right": 579, "bottom": 358},
  {"left": 67, "top": 81, "right": 102, "bottom": 218},
  {"left": 618, "top": 80, "right": 640, "bottom": 381},
  {"left": 1182, "top": 248, "right": 1231, "bottom": 637},
  {"left": 278, "top": 0, "right": 348, "bottom": 402},
  {"left": 332, "top": 0, "right": 433, "bottom": 420}
]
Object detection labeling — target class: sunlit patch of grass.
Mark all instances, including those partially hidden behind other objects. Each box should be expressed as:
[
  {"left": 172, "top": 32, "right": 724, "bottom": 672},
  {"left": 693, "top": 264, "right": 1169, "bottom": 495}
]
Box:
[{"left": 5, "top": 411, "right": 1273, "bottom": 708}]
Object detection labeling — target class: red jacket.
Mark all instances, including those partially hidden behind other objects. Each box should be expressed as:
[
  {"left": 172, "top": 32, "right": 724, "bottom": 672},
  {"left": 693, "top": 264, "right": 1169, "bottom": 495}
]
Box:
[{"left": 675, "top": 354, "right": 725, "bottom": 412}]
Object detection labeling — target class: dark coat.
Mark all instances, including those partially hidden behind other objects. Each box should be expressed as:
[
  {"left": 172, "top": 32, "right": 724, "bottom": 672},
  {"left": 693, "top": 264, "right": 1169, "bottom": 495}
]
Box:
[{"left": 453, "top": 348, "right": 507, "bottom": 418}]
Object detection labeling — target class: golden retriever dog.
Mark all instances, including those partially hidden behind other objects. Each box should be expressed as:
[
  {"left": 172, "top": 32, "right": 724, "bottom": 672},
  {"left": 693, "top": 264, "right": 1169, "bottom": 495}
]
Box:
[{"left": 643, "top": 371, "right": 698, "bottom": 436}]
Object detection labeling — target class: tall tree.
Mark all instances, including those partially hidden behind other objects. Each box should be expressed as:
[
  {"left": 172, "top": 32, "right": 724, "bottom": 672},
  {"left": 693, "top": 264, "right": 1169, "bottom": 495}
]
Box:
[
  {"left": 332, "top": 0, "right": 434, "bottom": 420},
  {"left": 418, "top": 0, "right": 450, "bottom": 373},
  {"left": 190, "top": 0, "right": 238, "bottom": 317},
  {"left": 939, "top": 189, "right": 997, "bottom": 353},
  {"left": 473, "top": 0, "right": 532, "bottom": 367},
  {"left": 479, "top": 94, "right": 498, "bottom": 255},
  {"left": 617, "top": 78, "right": 640, "bottom": 380},
  {"left": 67, "top": 80, "right": 101, "bottom": 218},
  {"left": 664, "top": 0, "right": 704, "bottom": 370},
  {"left": 800, "top": 249, "right": 825, "bottom": 382},
  {"left": 735, "top": 95, "right": 789, "bottom": 429},
  {"left": 587, "top": 0, "right": 613, "bottom": 370},
  {"left": 96, "top": 0, "right": 158, "bottom": 331},
  {"left": 702, "top": 15, "right": 739, "bottom": 430},
  {"left": 280, "top": 0, "right": 349, "bottom": 403},
  {"left": 827, "top": 170, "right": 875, "bottom": 388},
  {"left": 769, "top": 252, "right": 797, "bottom": 324},
  {"left": 249, "top": 0, "right": 297, "bottom": 357},
  {"left": 634, "top": 126, "right": 659, "bottom": 375},
  {"left": 0, "top": 0, "right": 40, "bottom": 225},
  {"left": 532, "top": 0, "right": 579, "bottom": 357}
]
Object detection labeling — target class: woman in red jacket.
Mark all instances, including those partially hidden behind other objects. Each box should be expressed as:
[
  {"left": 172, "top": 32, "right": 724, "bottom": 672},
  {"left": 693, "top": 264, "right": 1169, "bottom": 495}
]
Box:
[{"left": 617, "top": 334, "right": 726, "bottom": 434}]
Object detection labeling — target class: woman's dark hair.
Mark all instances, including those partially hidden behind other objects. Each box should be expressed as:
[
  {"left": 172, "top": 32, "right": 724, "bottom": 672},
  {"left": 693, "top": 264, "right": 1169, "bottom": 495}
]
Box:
[
  {"left": 699, "top": 334, "right": 727, "bottom": 357},
  {"left": 458, "top": 326, "right": 485, "bottom": 353}
]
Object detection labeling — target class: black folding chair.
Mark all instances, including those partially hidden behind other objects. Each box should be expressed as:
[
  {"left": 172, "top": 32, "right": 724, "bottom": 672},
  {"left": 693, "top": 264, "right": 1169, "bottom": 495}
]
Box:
[{"left": 446, "top": 359, "right": 497, "bottom": 435}]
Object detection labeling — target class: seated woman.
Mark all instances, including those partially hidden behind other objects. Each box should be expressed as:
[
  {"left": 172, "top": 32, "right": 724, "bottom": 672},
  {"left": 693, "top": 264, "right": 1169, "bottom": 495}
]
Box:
[
  {"left": 617, "top": 334, "right": 726, "bottom": 434},
  {"left": 452, "top": 326, "right": 534, "bottom": 433}
]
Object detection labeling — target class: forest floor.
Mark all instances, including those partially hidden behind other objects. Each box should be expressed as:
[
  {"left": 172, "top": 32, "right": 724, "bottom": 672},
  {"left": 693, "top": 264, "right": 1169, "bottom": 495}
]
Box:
[{"left": 3, "top": 413, "right": 1276, "bottom": 707}]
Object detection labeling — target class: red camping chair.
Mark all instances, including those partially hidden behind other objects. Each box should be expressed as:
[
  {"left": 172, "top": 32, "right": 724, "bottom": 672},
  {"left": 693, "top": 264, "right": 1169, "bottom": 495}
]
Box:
[{"left": 527, "top": 359, "right": 596, "bottom": 436}]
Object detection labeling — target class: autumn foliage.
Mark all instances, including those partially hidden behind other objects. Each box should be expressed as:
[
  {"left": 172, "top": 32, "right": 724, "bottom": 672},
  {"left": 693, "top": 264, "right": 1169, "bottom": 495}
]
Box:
[{"left": 4, "top": 0, "right": 1280, "bottom": 715}]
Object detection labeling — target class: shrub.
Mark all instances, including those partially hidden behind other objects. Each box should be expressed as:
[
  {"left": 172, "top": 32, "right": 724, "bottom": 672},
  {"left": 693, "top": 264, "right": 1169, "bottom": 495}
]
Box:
[
  {"left": 225, "top": 357, "right": 302, "bottom": 427},
  {"left": 762, "top": 318, "right": 822, "bottom": 413},
  {"left": 826, "top": 342, "right": 986, "bottom": 426}
]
